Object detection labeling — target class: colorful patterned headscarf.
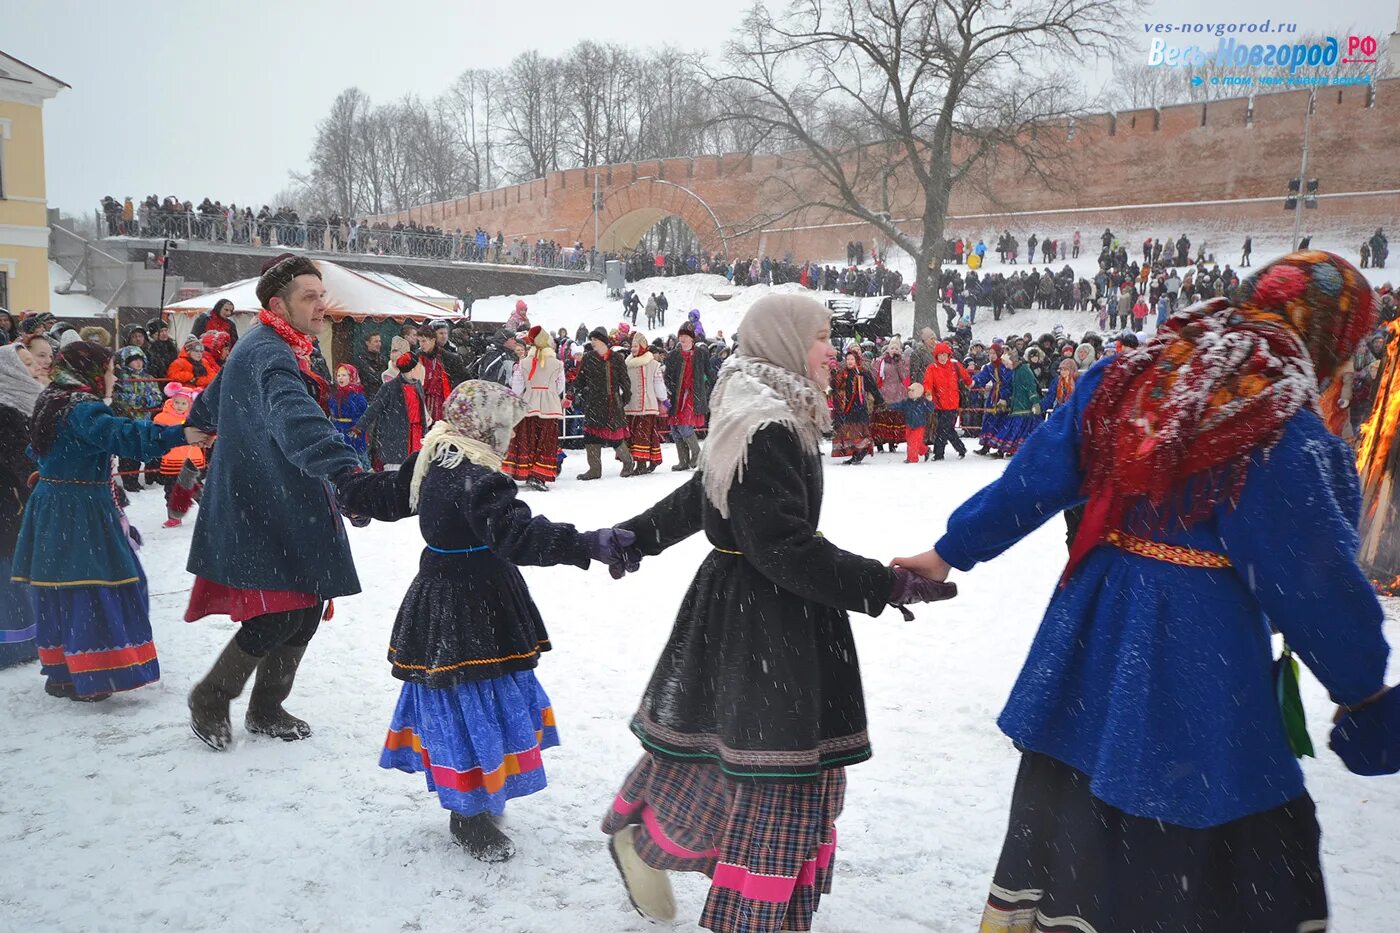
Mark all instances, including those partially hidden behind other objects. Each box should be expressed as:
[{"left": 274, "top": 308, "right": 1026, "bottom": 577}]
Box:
[
  {"left": 1068, "top": 251, "right": 1375, "bottom": 579},
  {"left": 31, "top": 342, "right": 115, "bottom": 455},
  {"left": 407, "top": 380, "right": 528, "bottom": 510}
]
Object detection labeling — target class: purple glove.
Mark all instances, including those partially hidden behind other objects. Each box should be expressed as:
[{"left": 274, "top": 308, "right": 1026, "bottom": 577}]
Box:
[
  {"left": 582, "top": 527, "right": 642, "bottom": 579},
  {"left": 889, "top": 567, "right": 957, "bottom": 608}
]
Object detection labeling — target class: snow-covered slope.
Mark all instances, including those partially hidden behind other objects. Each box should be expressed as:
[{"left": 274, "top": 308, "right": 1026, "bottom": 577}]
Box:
[{"left": 469, "top": 234, "right": 1393, "bottom": 350}]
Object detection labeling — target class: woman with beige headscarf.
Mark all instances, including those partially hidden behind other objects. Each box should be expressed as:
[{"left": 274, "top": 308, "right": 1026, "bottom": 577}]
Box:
[{"left": 600, "top": 294, "right": 955, "bottom": 933}]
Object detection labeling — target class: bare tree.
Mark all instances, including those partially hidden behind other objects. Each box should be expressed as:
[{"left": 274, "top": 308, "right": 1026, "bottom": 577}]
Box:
[
  {"left": 499, "top": 51, "right": 565, "bottom": 181},
  {"left": 713, "top": 0, "right": 1135, "bottom": 334},
  {"left": 309, "top": 88, "right": 371, "bottom": 216},
  {"left": 445, "top": 68, "right": 498, "bottom": 192},
  {"left": 1107, "top": 61, "right": 1176, "bottom": 110}
]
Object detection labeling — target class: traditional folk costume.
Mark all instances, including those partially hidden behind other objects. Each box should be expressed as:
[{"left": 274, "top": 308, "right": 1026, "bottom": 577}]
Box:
[
  {"left": 575, "top": 327, "right": 634, "bottom": 480},
  {"left": 663, "top": 325, "right": 710, "bottom": 472},
  {"left": 935, "top": 253, "right": 1396, "bottom": 933},
  {"left": 624, "top": 334, "right": 668, "bottom": 473},
  {"left": 829, "top": 353, "right": 877, "bottom": 462},
  {"left": 982, "top": 352, "right": 1042, "bottom": 457},
  {"left": 0, "top": 345, "right": 42, "bottom": 669},
  {"left": 11, "top": 343, "right": 185, "bottom": 700},
  {"left": 335, "top": 381, "right": 638, "bottom": 862},
  {"left": 328, "top": 364, "right": 370, "bottom": 469},
  {"left": 870, "top": 345, "right": 910, "bottom": 450},
  {"left": 601, "top": 295, "right": 954, "bottom": 933},
  {"left": 971, "top": 343, "right": 1013, "bottom": 455},
  {"left": 504, "top": 326, "right": 564, "bottom": 489},
  {"left": 186, "top": 257, "right": 368, "bottom": 751}
]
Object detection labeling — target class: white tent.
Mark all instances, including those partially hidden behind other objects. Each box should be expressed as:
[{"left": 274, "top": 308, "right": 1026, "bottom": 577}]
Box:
[{"left": 163, "top": 259, "right": 469, "bottom": 364}]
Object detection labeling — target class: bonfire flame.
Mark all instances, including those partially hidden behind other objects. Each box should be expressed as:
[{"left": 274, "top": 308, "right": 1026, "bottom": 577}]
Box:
[{"left": 1356, "top": 318, "right": 1400, "bottom": 592}]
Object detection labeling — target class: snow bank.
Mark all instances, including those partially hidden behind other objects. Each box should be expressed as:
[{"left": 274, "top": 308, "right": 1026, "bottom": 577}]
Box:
[{"left": 470, "top": 234, "right": 1395, "bottom": 350}]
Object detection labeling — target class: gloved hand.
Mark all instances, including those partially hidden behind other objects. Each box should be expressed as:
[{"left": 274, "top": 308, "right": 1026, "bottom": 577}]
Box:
[
  {"left": 1330, "top": 686, "right": 1399, "bottom": 776},
  {"left": 888, "top": 567, "right": 958, "bottom": 617},
  {"left": 331, "top": 469, "right": 373, "bottom": 527},
  {"left": 582, "top": 527, "right": 643, "bottom": 579}
]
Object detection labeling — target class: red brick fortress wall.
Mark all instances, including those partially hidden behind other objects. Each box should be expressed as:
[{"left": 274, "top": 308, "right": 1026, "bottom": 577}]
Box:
[{"left": 376, "top": 78, "right": 1400, "bottom": 265}]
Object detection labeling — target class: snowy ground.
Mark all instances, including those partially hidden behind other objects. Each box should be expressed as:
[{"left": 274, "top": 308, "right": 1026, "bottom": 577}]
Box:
[{"left": 2, "top": 448, "right": 1398, "bottom": 932}]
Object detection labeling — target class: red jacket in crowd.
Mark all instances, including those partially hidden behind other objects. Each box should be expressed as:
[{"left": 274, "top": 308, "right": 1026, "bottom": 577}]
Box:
[{"left": 922, "top": 343, "right": 972, "bottom": 411}]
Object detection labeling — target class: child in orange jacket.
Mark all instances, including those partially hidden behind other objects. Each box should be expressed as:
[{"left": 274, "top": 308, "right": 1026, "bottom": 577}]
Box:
[{"left": 153, "top": 382, "right": 207, "bottom": 527}]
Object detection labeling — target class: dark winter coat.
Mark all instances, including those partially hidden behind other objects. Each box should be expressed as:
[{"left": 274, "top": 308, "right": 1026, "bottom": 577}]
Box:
[
  {"left": 355, "top": 375, "right": 429, "bottom": 465},
  {"left": 0, "top": 404, "right": 33, "bottom": 556},
  {"left": 663, "top": 345, "right": 712, "bottom": 415},
  {"left": 144, "top": 338, "right": 178, "bottom": 380},
  {"left": 186, "top": 324, "right": 364, "bottom": 598},
  {"left": 355, "top": 348, "right": 388, "bottom": 400},
  {"left": 338, "top": 458, "right": 591, "bottom": 688},
  {"left": 575, "top": 349, "right": 630, "bottom": 432},
  {"left": 618, "top": 424, "right": 895, "bottom": 782}
]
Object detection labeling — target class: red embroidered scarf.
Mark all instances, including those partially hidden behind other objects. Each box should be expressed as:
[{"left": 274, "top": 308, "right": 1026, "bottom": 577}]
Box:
[{"left": 259, "top": 308, "right": 330, "bottom": 413}]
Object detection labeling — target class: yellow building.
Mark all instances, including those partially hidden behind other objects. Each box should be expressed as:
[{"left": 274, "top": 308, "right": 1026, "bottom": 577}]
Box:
[{"left": 0, "top": 51, "right": 67, "bottom": 314}]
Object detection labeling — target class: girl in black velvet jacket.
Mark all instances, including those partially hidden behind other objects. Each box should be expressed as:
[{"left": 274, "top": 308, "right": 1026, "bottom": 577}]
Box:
[{"left": 334, "top": 380, "right": 639, "bottom": 864}]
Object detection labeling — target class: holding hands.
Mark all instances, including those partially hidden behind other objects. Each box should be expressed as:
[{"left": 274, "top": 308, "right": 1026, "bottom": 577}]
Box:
[
  {"left": 583, "top": 527, "right": 644, "bottom": 579},
  {"left": 184, "top": 427, "right": 215, "bottom": 448},
  {"left": 888, "top": 547, "right": 957, "bottom": 618}
]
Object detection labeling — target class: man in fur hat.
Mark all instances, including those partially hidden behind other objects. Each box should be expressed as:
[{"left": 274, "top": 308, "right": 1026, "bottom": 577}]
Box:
[{"left": 184, "top": 253, "right": 369, "bottom": 752}]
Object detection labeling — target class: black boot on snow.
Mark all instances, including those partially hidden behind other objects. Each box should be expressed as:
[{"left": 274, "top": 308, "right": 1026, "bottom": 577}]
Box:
[
  {"left": 245, "top": 644, "right": 313, "bottom": 741},
  {"left": 450, "top": 812, "right": 515, "bottom": 863},
  {"left": 189, "top": 636, "right": 262, "bottom": 751},
  {"left": 526, "top": 477, "right": 549, "bottom": 492}
]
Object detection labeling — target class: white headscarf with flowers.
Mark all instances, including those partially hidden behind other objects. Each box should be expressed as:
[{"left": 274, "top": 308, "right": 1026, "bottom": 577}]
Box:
[{"left": 408, "top": 380, "right": 528, "bottom": 511}]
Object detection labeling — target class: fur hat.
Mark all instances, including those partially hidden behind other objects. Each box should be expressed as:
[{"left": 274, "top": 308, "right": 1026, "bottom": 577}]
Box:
[
  {"left": 255, "top": 253, "right": 321, "bottom": 310},
  {"left": 80, "top": 326, "right": 111, "bottom": 347},
  {"left": 588, "top": 326, "right": 610, "bottom": 345},
  {"left": 677, "top": 321, "right": 696, "bottom": 340}
]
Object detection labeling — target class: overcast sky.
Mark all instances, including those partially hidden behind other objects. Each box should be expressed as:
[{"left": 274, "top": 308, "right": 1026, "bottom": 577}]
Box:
[{"left": 6, "top": 0, "right": 1395, "bottom": 217}]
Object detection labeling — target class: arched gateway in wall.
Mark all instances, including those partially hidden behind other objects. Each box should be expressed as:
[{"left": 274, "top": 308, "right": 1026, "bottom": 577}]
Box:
[{"left": 584, "top": 177, "right": 728, "bottom": 254}]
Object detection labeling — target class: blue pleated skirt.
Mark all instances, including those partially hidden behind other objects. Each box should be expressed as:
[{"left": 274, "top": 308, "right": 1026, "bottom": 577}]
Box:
[
  {"left": 0, "top": 554, "right": 37, "bottom": 669},
  {"left": 33, "top": 573, "right": 159, "bottom": 698},
  {"left": 380, "top": 669, "right": 560, "bottom": 817}
]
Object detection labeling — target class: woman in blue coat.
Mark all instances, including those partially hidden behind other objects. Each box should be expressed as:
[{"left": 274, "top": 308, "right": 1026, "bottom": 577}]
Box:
[
  {"left": 12, "top": 342, "right": 207, "bottom": 700},
  {"left": 897, "top": 253, "right": 1397, "bottom": 932}
]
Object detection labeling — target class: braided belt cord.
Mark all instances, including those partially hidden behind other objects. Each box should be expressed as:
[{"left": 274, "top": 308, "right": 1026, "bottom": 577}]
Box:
[{"left": 1106, "top": 530, "right": 1232, "bottom": 569}]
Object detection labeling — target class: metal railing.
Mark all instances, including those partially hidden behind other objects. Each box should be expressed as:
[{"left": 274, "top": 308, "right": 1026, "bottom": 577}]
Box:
[{"left": 96, "top": 207, "right": 602, "bottom": 272}]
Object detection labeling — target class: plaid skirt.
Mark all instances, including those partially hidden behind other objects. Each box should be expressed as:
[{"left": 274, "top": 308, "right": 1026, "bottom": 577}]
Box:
[
  {"left": 979, "top": 752, "right": 1328, "bottom": 933},
  {"left": 830, "top": 422, "right": 873, "bottom": 458},
  {"left": 627, "top": 415, "right": 664, "bottom": 463},
  {"left": 871, "top": 409, "right": 905, "bottom": 445},
  {"left": 602, "top": 754, "right": 844, "bottom": 933},
  {"left": 503, "top": 416, "right": 562, "bottom": 483}
]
